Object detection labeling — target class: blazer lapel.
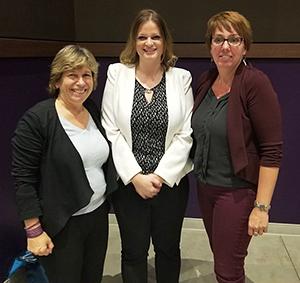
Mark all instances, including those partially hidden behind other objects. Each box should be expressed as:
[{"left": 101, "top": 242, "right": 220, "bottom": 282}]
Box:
[
  {"left": 117, "top": 65, "right": 136, "bottom": 145},
  {"left": 165, "top": 68, "right": 175, "bottom": 125}
]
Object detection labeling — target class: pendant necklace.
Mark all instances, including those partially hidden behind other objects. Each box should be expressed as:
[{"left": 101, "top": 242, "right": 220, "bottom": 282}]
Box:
[{"left": 144, "top": 88, "right": 154, "bottom": 103}]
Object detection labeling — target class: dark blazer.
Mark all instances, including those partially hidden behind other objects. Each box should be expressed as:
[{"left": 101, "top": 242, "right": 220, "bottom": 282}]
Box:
[
  {"left": 193, "top": 63, "right": 283, "bottom": 185},
  {"left": 11, "top": 98, "right": 118, "bottom": 237}
]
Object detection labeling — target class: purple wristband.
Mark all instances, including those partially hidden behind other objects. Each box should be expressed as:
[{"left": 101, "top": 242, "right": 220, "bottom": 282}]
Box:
[
  {"left": 26, "top": 224, "right": 43, "bottom": 238},
  {"left": 24, "top": 221, "right": 40, "bottom": 231}
]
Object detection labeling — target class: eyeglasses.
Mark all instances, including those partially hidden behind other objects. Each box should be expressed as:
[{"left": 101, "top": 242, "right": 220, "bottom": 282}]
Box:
[{"left": 211, "top": 35, "right": 243, "bottom": 47}]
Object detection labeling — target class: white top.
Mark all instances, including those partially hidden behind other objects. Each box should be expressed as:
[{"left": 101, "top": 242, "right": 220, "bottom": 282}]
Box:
[
  {"left": 58, "top": 113, "right": 109, "bottom": 215},
  {"left": 101, "top": 63, "right": 194, "bottom": 187}
]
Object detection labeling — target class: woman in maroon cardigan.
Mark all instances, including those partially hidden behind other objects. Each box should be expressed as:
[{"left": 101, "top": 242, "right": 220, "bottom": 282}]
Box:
[{"left": 192, "top": 11, "right": 282, "bottom": 283}]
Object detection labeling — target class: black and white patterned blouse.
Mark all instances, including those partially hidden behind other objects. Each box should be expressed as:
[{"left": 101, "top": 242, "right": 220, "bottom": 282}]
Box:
[{"left": 131, "top": 74, "right": 168, "bottom": 174}]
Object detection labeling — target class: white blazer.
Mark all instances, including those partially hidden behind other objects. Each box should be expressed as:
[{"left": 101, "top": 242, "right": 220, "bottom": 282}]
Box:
[{"left": 101, "top": 63, "right": 193, "bottom": 187}]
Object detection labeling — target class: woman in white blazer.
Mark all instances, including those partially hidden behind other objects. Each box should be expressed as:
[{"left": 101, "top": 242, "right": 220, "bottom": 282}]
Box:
[{"left": 101, "top": 9, "right": 193, "bottom": 283}]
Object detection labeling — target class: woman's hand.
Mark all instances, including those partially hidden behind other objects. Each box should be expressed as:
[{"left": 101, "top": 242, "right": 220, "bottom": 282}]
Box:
[
  {"left": 131, "top": 173, "right": 162, "bottom": 199},
  {"left": 27, "top": 232, "right": 54, "bottom": 256},
  {"left": 152, "top": 173, "right": 164, "bottom": 184},
  {"left": 248, "top": 207, "right": 269, "bottom": 236}
]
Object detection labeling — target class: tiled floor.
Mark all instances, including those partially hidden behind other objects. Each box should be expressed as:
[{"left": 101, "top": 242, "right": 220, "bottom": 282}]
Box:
[{"left": 102, "top": 215, "right": 300, "bottom": 283}]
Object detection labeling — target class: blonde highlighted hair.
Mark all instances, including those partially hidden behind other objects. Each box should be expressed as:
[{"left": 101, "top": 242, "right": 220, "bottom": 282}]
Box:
[{"left": 48, "top": 45, "right": 99, "bottom": 97}]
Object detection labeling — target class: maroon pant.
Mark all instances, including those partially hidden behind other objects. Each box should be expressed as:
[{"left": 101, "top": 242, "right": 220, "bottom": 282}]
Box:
[{"left": 197, "top": 183, "right": 256, "bottom": 283}]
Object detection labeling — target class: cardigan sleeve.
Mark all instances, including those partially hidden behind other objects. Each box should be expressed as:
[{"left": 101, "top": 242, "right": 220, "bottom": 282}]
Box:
[
  {"left": 11, "top": 109, "right": 43, "bottom": 220},
  {"left": 245, "top": 70, "right": 283, "bottom": 167},
  {"left": 101, "top": 64, "right": 142, "bottom": 185},
  {"left": 154, "top": 70, "right": 194, "bottom": 186}
]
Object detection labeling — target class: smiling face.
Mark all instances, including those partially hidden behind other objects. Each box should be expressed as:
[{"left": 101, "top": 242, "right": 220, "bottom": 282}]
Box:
[
  {"left": 210, "top": 24, "right": 246, "bottom": 72},
  {"left": 56, "top": 66, "right": 94, "bottom": 106},
  {"left": 136, "top": 20, "right": 164, "bottom": 65}
]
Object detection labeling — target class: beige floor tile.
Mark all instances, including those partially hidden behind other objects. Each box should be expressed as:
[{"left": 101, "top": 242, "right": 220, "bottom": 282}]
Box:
[
  {"left": 268, "top": 223, "right": 300, "bottom": 235},
  {"left": 282, "top": 235, "right": 300, "bottom": 279},
  {"left": 247, "top": 235, "right": 291, "bottom": 265},
  {"left": 106, "top": 225, "right": 121, "bottom": 253},
  {"left": 245, "top": 235, "right": 300, "bottom": 282},
  {"left": 103, "top": 216, "right": 300, "bottom": 282},
  {"left": 245, "top": 264, "right": 299, "bottom": 283},
  {"left": 181, "top": 229, "right": 213, "bottom": 261},
  {"left": 103, "top": 224, "right": 121, "bottom": 278},
  {"left": 169, "top": 228, "right": 216, "bottom": 281}
]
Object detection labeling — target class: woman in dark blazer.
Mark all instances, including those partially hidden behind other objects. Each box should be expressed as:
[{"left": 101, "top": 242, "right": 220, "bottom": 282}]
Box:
[
  {"left": 11, "top": 45, "right": 117, "bottom": 283},
  {"left": 192, "top": 11, "right": 282, "bottom": 283}
]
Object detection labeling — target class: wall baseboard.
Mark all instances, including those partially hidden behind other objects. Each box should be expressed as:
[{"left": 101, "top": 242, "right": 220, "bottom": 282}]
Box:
[{"left": 109, "top": 214, "right": 300, "bottom": 236}]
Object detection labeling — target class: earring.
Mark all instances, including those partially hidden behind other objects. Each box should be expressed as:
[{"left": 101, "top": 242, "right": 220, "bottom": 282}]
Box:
[{"left": 242, "top": 57, "right": 247, "bottom": 66}]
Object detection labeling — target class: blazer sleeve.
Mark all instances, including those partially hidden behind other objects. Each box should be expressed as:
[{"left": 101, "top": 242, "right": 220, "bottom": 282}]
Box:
[
  {"left": 101, "top": 64, "right": 142, "bottom": 185},
  {"left": 154, "top": 70, "right": 194, "bottom": 187},
  {"left": 245, "top": 70, "right": 283, "bottom": 167},
  {"left": 11, "top": 109, "right": 43, "bottom": 220}
]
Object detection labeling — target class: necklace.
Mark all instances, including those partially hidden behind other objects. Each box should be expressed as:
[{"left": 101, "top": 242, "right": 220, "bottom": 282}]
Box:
[
  {"left": 144, "top": 88, "right": 154, "bottom": 103},
  {"left": 135, "top": 66, "right": 162, "bottom": 103},
  {"left": 214, "top": 76, "right": 231, "bottom": 99},
  {"left": 215, "top": 91, "right": 230, "bottom": 99}
]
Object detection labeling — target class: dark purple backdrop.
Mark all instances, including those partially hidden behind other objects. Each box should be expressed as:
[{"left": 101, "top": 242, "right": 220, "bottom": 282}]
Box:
[{"left": 1, "top": 57, "right": 299, "bottom": 280}]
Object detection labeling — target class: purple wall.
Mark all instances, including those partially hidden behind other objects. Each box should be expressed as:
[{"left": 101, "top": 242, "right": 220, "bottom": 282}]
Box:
[
  {"left": 0, "top": 58, "right": 51, "bottom": 280},
  {"left": 1, "top": 57, "right": 299, "bottom": 280}
]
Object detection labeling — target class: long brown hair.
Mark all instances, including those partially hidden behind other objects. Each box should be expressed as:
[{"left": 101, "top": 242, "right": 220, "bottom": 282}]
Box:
[{"left": 120, "top": 9, "right": 177, "bottom": 71}]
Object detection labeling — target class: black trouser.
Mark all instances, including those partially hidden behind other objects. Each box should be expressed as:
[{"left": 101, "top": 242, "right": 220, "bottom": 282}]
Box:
[
  {"left": 39, "top": 201, "right": 109, "bottom": 283},
  {"left": 112, "top": 176, "right": 189, "bottom": 283}
]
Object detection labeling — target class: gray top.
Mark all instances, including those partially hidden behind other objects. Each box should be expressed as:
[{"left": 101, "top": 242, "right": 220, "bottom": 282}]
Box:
[
  {"left": 192, "top": 89, "right": 251, "bottom": 188},
  {"left": 131, "top": 74, "right": 168, "bottom": 174},
  {"left": 59, "top": 113, "right": 109, "bottom": 215}
]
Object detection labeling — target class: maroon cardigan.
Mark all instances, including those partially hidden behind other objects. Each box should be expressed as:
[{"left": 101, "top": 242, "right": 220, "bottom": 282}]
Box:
[{"left": 193, "top": 63, "right": 283, "bottom": 185}]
